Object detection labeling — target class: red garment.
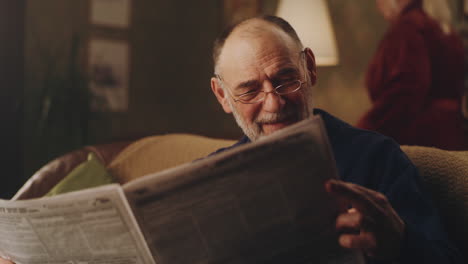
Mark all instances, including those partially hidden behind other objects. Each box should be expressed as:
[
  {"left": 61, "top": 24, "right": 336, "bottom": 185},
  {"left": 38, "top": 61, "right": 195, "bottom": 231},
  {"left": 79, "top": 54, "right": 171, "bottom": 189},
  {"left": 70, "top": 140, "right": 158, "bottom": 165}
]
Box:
[{"left": 357, "top": 2, "right": 466, "bottom": 150}]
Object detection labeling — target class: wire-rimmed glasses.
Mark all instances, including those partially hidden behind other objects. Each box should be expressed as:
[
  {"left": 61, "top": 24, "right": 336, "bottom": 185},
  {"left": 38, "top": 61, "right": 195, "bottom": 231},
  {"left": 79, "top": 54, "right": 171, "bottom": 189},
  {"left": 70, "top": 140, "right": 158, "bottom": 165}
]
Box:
[
  {"left": 231, "top": 79, "right": 306, "bottom": 104},
  {"left": 216, "top": 50, "right": 307, "bottom": 104}
]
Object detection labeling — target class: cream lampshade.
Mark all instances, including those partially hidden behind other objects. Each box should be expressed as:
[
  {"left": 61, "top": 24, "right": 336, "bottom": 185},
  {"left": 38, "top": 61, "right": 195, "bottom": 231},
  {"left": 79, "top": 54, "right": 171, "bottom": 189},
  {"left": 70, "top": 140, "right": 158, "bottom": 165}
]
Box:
[{"left": 276, "top": 0, "right": 339, "bottom": 66}]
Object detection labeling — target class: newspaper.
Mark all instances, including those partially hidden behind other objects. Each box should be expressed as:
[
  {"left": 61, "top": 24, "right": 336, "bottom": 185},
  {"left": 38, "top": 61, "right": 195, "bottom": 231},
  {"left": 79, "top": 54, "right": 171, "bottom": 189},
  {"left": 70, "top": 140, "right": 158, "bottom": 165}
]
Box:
[
  {"left": 0, "top": 116, "right": 364, "bottom": 264},
  {"left": 0, "top": 185, "right": 154, "bottom": 264}
]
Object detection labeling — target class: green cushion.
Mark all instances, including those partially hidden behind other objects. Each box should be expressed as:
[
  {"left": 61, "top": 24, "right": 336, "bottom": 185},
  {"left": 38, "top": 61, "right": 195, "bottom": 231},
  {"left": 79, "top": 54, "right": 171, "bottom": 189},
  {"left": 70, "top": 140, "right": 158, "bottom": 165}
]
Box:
[{"left": 45, "top": 152, "right": 115, "bottom": 197}]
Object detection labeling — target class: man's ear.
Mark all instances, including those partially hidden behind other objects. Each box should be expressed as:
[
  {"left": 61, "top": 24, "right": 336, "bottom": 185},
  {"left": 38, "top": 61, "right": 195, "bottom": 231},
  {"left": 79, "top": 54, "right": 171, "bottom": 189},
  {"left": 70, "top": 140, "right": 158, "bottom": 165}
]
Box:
[
  {"left": 304, "top": 47, "right": 317, "bottom": 86},
  {"left": 211, "top": 77, "right": 233, "bottom": 114}
]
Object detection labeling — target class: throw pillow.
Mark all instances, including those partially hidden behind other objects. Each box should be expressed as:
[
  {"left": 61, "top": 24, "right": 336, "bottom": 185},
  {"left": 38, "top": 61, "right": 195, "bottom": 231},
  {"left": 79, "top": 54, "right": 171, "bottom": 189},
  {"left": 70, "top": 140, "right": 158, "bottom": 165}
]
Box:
[{"left": 45, "top": 152, "right": 115, "bottom": 197}]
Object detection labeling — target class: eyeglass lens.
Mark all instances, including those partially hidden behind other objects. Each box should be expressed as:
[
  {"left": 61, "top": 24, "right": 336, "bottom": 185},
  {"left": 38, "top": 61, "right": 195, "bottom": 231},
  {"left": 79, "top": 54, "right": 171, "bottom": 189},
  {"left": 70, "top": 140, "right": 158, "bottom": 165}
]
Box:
[{"left": 238, "top": 80, "right": 302, "bottom": 103}]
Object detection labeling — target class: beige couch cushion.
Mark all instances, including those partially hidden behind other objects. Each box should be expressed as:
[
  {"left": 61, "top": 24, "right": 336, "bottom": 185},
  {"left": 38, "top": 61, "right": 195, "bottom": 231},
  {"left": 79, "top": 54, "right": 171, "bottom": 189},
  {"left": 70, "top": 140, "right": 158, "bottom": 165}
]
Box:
[
  {"left": 108, "top": 133, "right": 236, "bottom": 184},
  {"left": 401, "top": 145, "right": 468, "bottom": 256}
]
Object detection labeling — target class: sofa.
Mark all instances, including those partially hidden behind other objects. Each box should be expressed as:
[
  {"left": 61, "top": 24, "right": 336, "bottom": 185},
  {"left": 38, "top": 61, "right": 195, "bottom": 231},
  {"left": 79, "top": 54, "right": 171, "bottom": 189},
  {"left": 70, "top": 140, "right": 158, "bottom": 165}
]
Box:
[
  {"left": 11, "top": 133, "right": 468, "bottom": 258},
  {"left": 12, "top": 134, "right": 236, "bottom": 200}
]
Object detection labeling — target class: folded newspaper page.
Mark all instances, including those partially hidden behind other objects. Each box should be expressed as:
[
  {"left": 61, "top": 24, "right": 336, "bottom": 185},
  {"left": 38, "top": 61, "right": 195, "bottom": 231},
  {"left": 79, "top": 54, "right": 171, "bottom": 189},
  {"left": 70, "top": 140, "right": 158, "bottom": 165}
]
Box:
[
  {"left": 0, "top": 184, "right": 154, "bottom": 264},
  {"left": 123, "top": 115, "right": 364, "bottom": 264},
  {"left": 0, "top": 115, "right": 364, "bottom": 264}
]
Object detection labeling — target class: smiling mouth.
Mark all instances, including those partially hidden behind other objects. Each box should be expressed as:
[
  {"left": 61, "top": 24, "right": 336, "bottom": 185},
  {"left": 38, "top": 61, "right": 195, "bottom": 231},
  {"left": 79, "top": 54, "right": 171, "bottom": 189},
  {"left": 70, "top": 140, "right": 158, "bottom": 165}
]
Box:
[{"left": 260, "top": 118, "right": 297, "bottom": 134}]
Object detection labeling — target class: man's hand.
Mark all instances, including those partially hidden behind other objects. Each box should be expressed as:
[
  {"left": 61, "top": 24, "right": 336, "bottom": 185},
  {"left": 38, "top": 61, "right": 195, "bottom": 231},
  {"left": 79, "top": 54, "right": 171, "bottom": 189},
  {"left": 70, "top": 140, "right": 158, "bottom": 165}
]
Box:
[
  {"left": 325, "top": 179, "right": 405, "bottom": 261},
  {"left": 0, "top": 258, "right": 14, "bottom": 264}
]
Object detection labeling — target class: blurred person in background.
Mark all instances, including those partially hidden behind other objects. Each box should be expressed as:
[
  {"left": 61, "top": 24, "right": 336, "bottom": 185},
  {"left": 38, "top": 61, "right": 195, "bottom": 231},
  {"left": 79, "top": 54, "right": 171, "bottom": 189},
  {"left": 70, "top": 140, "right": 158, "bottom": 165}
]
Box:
[{"left": 356, "top": 0, "right": 466, "bottom": 150}]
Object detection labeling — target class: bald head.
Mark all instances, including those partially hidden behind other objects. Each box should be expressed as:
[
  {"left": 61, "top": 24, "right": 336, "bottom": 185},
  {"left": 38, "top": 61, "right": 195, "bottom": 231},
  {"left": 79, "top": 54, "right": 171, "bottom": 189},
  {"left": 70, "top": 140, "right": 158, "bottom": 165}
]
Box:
[
  {"left": 209, "top": 15, "right": 317, "bottom": 141},
  {"left": 212, "top": 16, "right": 303, "bottom": 75}
]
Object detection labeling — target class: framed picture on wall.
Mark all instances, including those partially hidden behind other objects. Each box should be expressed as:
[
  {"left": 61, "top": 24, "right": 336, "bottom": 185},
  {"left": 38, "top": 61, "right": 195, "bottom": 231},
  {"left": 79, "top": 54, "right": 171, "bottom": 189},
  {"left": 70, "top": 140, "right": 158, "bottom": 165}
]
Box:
[
  {"left": 90, "top": 0, "right": 131, "bottom": 28},
  {"left": 88, "top": 38, "right": 129, "bottom": 112}
]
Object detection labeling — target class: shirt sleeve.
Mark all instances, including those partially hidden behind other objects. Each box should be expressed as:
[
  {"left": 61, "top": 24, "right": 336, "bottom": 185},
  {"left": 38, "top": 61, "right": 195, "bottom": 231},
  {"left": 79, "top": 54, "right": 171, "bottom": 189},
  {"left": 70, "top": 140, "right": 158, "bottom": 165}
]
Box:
[{"left": 368, "top": 140, "right": 464, "bottom": 264}]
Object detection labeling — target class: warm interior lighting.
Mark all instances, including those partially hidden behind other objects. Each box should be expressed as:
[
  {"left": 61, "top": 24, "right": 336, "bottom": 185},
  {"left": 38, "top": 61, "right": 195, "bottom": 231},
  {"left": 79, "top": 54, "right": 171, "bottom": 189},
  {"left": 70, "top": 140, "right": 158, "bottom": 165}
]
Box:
[{"left": 276, "top": 0, "right": 339, "bottom": 66}]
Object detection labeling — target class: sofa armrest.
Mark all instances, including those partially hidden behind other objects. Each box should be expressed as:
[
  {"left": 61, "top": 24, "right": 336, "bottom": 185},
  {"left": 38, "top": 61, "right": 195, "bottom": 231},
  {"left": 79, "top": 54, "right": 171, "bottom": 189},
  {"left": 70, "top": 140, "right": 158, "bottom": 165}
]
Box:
[{"left": 13, "top": 141, "right": 131, "bottom": 200}]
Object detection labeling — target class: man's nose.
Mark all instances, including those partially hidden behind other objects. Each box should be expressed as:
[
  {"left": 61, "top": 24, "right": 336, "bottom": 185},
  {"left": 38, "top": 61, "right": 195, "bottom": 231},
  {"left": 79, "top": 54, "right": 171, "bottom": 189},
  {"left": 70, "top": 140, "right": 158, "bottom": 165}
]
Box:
[{"left": 262, "top": 88, "right": 285, "bottom": 113}]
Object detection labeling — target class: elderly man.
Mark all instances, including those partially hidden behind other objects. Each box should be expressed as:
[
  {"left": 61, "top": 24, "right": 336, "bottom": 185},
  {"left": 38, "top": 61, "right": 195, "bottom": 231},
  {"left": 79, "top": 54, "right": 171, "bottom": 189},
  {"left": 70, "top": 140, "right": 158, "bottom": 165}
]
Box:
[
  {"left": 0, "top": 15, "right": 462, "bottom": 264},
  {"left": 210, "top": 15, "right": 463, "bottom": 263}
]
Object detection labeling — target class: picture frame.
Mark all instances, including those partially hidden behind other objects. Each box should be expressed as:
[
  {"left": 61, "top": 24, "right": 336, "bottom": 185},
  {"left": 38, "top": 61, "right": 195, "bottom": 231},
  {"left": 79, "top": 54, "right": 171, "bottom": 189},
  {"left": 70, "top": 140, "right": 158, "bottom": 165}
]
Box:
[
  {"left": 88, "top": 38, "right": 129, "bottom": 112},
  {"left": 89, "top": 0, "right": 131, "bottom": 28}
]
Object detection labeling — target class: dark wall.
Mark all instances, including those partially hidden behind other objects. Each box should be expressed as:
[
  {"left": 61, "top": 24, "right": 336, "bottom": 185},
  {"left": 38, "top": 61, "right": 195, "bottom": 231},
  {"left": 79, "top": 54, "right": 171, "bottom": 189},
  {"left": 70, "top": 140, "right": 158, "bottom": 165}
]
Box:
[
  {"left": 23, "top": 0, "right": 91, "bottom": 181},
  {"left": 313, "top": 0, "right": 386, "bottom": 124},
  {"left": 0, "top": 0, "right": 25, "bottom": 198},
  {"left": 22, "top": 0, "right": 241, "bottom": 178},
  {"left": 87, "top": 1, "right": 239, "bottom": 143}
]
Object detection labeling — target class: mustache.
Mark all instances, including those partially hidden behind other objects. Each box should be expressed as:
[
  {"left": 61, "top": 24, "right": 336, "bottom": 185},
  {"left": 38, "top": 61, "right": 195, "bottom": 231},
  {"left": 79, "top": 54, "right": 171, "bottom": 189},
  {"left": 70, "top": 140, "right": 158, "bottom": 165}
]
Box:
[{"left": 255, "top": 106, "right": 298, "bottom": 124}]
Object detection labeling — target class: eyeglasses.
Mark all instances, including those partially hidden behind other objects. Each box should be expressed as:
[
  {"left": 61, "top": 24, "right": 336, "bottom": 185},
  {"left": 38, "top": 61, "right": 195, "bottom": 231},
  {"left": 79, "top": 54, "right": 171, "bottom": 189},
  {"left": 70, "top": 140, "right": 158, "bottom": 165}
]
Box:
[
  {"left": 216, "top": 50, "right": 307, "bottom": 104},
  {"left": 229, "top": 79, "right": 306, "bottom": 104}
]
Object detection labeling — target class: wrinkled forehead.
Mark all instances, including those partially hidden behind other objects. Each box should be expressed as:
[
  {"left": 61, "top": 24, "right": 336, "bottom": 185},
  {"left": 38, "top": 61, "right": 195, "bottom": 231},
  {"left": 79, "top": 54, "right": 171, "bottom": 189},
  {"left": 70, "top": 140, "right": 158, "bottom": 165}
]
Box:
[{"left": 216, "top": 21, "right": 302, "bottom": 82}]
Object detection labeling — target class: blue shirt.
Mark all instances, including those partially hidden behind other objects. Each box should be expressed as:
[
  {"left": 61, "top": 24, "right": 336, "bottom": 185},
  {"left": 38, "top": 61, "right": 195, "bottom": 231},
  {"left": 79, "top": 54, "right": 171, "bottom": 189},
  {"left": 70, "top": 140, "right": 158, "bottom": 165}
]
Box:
[{"left": 211, "top": 109, "right": 463, "bottom": 264}]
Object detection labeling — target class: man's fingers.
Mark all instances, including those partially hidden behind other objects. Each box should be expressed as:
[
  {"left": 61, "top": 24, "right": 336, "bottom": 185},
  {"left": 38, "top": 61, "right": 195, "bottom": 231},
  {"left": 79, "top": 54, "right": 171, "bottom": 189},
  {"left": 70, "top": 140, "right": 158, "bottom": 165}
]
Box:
[
  {"left": 0, "top": 258, "right": 14, "bottom": 264},
  {"left": 326, "top": 180, "right": 405, "bottom": 261},
  {"left": 338, "top": 232, "right": 377, "bottom": 252},
  {"left": 325, "top": 179, "right": 385, "bottom": 217},
  {"left": 341, "top": 181, "right": 390, "bottom": 207},
  {"left": 336, "top": 209, "right": 375, "bottom": 233}
]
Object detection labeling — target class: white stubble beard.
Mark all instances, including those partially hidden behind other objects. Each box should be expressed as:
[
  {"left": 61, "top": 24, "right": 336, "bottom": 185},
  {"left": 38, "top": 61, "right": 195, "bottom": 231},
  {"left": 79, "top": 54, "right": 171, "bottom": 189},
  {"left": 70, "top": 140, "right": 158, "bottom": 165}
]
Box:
[{"left": 228, "top": 84, "right": 314, "bottom": 141}]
